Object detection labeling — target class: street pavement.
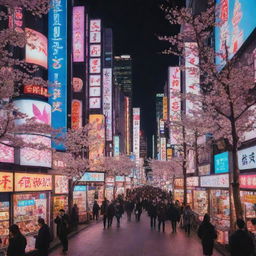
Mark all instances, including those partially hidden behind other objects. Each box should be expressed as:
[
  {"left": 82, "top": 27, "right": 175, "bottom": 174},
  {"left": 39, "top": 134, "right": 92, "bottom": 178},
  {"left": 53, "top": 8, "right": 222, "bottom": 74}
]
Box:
[{"left": 50, "top": 213, "right": 222, "bottom": 256}]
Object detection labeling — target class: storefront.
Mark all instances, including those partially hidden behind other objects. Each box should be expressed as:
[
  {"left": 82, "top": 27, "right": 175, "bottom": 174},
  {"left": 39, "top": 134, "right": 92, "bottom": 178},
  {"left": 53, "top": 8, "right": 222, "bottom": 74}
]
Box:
[
  {"left": 173, "top": 178, "right": 193, "bottom": 204},
  {"left": 13, "top": 173, "right": 52, "bottom": 252},
  {"left": 0, "top": 172, "right": 13, "bottom": 249},
  {"left": 73, "top": 185, "right": 87, "bottom": 223},
  {"left": 200, "top": 174, "right": 230, "bottom": 245},
  {"left": 193, "top": 189, "right": 208, "bottom": 220}
]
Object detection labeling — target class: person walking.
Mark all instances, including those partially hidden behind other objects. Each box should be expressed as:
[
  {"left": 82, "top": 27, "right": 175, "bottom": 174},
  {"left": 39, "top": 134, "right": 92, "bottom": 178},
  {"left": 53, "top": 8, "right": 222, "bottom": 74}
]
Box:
[
  {"left": 135, "top": 200, "right": 142, "bottom": 222},
  {"left": 157, "top": 201, "right": 167, "bottom": 232},
  {"left": 125, "top": 200, "right": 134, "bottom": 222},
  {"left": 198, "top": 214, "right": 217, "bottom": 256},
  {"left": 93, "top": 201, "right": 100, "bottom": 221},
  {"left": 101, "top": 198, "right": 109, "bottom": 229},
  {"left": 169, "top": 203, "right": 180, "bottom": 233},
  {"left": 115, "top": 201, "right": 124, "bottom": 227},
  {"left": 71, "top": 204, "right": 79, "bottom": 230},
  {"left": 35, "top": 218, "right": 51, "bottom": 256},
  {"left": 183, "top": 205, "right": 193, "bottom": 236},
  {"left": 107, "top": 200, "right": 115, "bottom": 228},
  {"left": 54, "top": 209, "right": 69, "bottom": 254},
  {"left": 7, "top": 224, "right": 27, "bottom": 256},
  {"left": 148, "top": 200, "right": 157, "bottom": 229},
  {"left": 229, "top": 219, "right": 254, "bottom": 256}
]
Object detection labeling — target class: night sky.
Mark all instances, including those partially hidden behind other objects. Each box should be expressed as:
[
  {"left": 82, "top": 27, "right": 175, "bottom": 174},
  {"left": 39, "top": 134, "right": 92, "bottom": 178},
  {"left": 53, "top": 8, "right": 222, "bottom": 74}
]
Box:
[{"left": 87, "top": 0, "right": 181, "bottom": 156}]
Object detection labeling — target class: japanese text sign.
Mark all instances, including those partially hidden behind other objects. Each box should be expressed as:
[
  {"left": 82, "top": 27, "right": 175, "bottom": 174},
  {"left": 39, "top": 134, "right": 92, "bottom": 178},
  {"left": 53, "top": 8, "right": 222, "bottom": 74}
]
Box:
[
  {"left": 55, "top": 175, "right": 69, "bottom": 194},
  {"left": 214, "top": 152, "right": 229, "bottom": 173},
  {"left": 72, "top": 6, "right": 85, "bottom": 62},
  {"left": 238, "top": 146, "right": 256, "bottom": 170},
  {"left": 133, "top": 108, "right": 140, "bottom": 163},
  {"left": 168, "top": 67, "right": 181, "bottom": 121},
  {"left": 240, "top": 175, "right": 256, "bottom": 189},
  {"left": 80, "top": 172, "right": 105, "bottom": 182},
  {"left": 15, "top": 173, "right": 52, "bottom": 192},
  {"left": 24, "top": 85, "right": 48, "bottom": 97},
  {"left": 0, "top": 172, "right": 13, "bottom": 192},
  {"left": 48, "top": 0, "right": 68, "bottom": 150},
  {"left": 71, "top": 100, "right": 82, "bottom": 129},
  {"left": 187, "top": 176, "right": 199, "bottom": 187},
  {"left": 113, "top": 136, "right": 120, "bottom": 157},
  {"left": 200, "top": 174, "right": 229, "bottom": 188},
  {"left": 174, "top": 178, "right": 184, "bottom": 188}
]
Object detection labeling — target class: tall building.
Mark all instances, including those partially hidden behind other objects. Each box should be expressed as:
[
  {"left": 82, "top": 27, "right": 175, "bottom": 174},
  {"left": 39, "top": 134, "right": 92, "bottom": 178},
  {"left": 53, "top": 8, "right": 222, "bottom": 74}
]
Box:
[{"left": 113, "top": 55, "right": 133, "bottom": 97}]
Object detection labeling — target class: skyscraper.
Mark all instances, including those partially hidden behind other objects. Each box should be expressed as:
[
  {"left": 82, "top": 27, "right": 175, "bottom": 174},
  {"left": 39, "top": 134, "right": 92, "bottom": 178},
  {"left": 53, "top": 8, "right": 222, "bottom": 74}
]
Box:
[{"left": 113, "top": 55, "right": 133, "bottom": 97}]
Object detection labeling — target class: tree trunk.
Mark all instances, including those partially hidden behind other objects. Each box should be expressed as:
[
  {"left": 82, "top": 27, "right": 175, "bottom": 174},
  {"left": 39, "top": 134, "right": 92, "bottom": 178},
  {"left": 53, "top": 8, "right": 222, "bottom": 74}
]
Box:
[
  {"left": 114, "top": 176, "right": 117, "bottom": 200},
  {"left": 194, "top": 132, "right": 199, "bottom": 176},
  {"left": 182, "top": 127, "right": 187, "bottom": 205}
]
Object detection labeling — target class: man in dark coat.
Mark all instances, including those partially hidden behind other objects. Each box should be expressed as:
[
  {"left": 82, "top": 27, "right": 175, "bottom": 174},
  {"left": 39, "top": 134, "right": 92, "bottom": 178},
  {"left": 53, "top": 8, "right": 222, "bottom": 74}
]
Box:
[
  {"left": 54, "top": 209, "right": 69, "bottom": 254},
  {"left": 101, "top": 198, "right": 109, "bottom": 229},
  {"left": 107, "top": 201, "right": 115, "bottom": 228},
  {"left": 125, "top": 200, "right": 134, "bottom": 222},
  {"left": 135, "top": 200, "right": 143, "bottom": 222},
  {"left": 115, "top": 201, "right": 124, "bottom": 227},
  {"left": 35, "top": 218, "right": 51, "bottom": 256},
  {"left": 93, "top": 201, "right": 100, "bottom": 221},
  {"left": 7, "top": 224, "right": 27, "bottom": 256},
  {"left": 148, "top": 201, "right": 157, "bottom": 229},
  {"left": 157, "top": 201, "right": 167, "bottom": 232},
  {"left": 169, "top": 203, "right": 180, "bottom": 233},
  {"left": 229, "top": 219, "right": 254, "bottom": 256},
  {"left": 198, "top": 214, "right": 217, "bottom": 256}
]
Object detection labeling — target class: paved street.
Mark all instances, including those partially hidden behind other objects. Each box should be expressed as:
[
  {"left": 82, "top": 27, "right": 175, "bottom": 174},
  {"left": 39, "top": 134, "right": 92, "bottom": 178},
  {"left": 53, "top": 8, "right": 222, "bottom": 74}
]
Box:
[{"left": 50, "top": 213, "right": 222, "bottom": 256}]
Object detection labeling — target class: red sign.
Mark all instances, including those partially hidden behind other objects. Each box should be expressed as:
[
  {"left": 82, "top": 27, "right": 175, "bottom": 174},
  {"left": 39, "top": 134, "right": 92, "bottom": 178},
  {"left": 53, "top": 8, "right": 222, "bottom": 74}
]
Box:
[
  {"left": 71, "top": 100, "right": 82, "bottom": 129},
  {"left": 24, "top": 85, "right": 48, "bottom": 97},
  {"left": 240, "top": 175, "right": 256, "bottom": 189}
]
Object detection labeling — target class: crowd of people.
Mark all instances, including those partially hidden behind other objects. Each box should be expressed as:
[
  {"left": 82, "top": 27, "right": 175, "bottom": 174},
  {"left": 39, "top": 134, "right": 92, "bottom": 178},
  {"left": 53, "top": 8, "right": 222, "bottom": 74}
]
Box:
[{"left": 2, "top": 186, "right": 256, "bottom": 256}]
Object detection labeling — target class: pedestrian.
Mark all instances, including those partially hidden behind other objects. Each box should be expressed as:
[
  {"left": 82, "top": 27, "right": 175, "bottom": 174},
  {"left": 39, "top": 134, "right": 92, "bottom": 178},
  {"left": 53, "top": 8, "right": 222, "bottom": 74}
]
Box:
[
  {"left": 54, "top": 209, "right": 69, "bottom": 254},
  {"left": 93, "top": 200, "right": 100, "bottom": 221},
  {"left": 125, "top": 200, "right": 134, "bottom": 222},
  {"left": 229, "top": 219, "right": 254, "bottom": 256},
  {"left": 107, "top": 200, "right": 115, "bottom": 228},
  {"left": 35, "top": 218, "right": 51, "bottom": 256},
  {"left": 101, "top": 198, "right": 109, "bottom": 229},
  {"left": 250, "top": 218, "right": 256, "bottom": 256},
  {"left": 135, "top": 200, "right": 142, "bottom": 222},
  {"left": 148, "top": 200, "right": 157, "bottom": 229},
  {"left": 169, "top": 203, "right": 180, "bottom": 233},
  {"left": 115, "top": 201, "right": 124, "bottom": 227},
  {"left": 183, "top": 205, "right": 193, "bottom": 236},
  {"left": 7, "top": 224, "right": 27, "bottom": 256},
  {"left": 197, "top": 214, "right": 217, "bottom": 256},
  {"left": 71, "top": 204, "right": 79, "bottom": 230},
  {"left": 180, "top": 202, "right": 185, "bottom": 228},
  {"left": 157, "top": 201, "right": 167, "bottom": 232}
]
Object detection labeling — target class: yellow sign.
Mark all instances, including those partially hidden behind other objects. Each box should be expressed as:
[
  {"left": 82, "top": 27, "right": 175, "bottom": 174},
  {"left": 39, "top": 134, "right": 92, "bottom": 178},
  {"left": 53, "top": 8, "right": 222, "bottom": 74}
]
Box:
[
  {"left": 15, "top": 173, "right": 52, "bottom": 192},
  {"left": 244, "top": 194, "right": 256, "bottom": 204},
  {"left": 163, "top": 96, "right": 168, "bottom": 121},
  {"left": 89, "top": 114, "right": 105, "bottom": 160},
  {"left": 167, "top": 148, "right": 173, "bottom": 160},
  {"left": 0, "top": 172, "right": 13, "bottom": 192}
]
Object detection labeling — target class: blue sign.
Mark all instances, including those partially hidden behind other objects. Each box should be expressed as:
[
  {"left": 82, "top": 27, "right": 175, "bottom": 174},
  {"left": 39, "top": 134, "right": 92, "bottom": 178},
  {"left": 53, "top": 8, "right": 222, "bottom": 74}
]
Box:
[
  {"left": 18, "top": 200, "right": 35, "bottom": 207},
  {"left": 215, "top": 0, "right": 256, "bottom": 67},
  {"left": 113, "top": 136, "right": 120, "bottom": 157},
  {"left": 80, "top": 172, "right": 105, "bottom": 182},
  {"left": 74, "top": 186, "right": 87, "bottom": 191},
  {"left": 48, "top": 0, "right": 67, "bottom": 150},
  {"left": 214, "top": 152, "right": 229, "bottom": 173},
  {"left": 116, "top": 176, "right": 125, "bottom": 182}
]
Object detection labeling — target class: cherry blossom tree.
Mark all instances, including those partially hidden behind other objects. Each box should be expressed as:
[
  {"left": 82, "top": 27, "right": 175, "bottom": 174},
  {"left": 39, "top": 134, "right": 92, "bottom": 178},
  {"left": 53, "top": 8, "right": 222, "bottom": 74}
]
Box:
[{"left": 160, "top": 0, "right": 256, "bottom": 219}]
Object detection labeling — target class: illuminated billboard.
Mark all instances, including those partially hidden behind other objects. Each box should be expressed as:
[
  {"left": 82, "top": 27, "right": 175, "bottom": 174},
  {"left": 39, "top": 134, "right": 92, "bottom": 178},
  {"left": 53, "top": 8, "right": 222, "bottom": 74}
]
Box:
[
  {"left": 125, "top": 97, "right": 131, "bottom": 154},
  {"left": 215, "top": 0, "right": 256, "bottom": 66},
  {"left": 214, "top": 152, "right": 229, "bottom": 174},
  {"left": 80, "top": 172, "right": 105, "bottom": 182},
  {"left": 71, "top": 100, "right": 82, "bottom": 129},
  {"left": 185, "top": 43, "right": 200, "bottom": 116},
  {"left": 163, "top": 96, "right": 168, "bottom": 121},
  {"left": 19, "top": 134, "right": 52, "bottom": 168},
  {"left": 55, "top": 175, "right": 69, "bottom": 194},
  {"left": 168, "top": 67, "right": 181, "bottom": 121},
  {"left": 160, "top": 137, "right": 166, "bottom": 161},
  {"left": 113, "top": 136, "right": 120, "bottom": 157},
  {"left": 24, "top": 85, "right": 48, "bottom": 97},
  {"left": 133, "top": 108, "right": 140, "bottom": 163},
  {"left": 72, "top": 6, "right": 85, "bottom": 62},
  {"left": 25, "top": 28, "right": 48, "bottom": 69},
  {"left": 14, "top": 99, "right": 51, "bottom": 126},
  {"left": 0, "top": 172, "right": 13, "bottom": 192},
  {"left": 103, "top": 68, "right": 112, "bottom": 141},
  {"left": 89, "top": 115, "right": 105, "bottom": 160},
  {"left": 48, "top": 0, "right": 67, "bottom": 150}
]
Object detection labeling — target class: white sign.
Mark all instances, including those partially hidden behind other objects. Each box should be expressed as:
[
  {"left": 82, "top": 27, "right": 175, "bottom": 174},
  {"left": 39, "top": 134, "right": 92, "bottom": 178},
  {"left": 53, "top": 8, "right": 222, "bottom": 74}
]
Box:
[
  {"left": 199, "top": 164, "right": 211, "bottom": 176},
  {"left": 168, "top": 67, "right": 181, "bottom": 121},
  {"left": 90, "top": 87, "right": 101, "bottom": 97},
  {"left": 185, "top": 42, "right": 200, "bottom": 115},
  {"left": 187, "top": 176, "right": 199, "bottom": 187},
  {"left": 133, "top": 108, "right": 140, "bottom": 164},
  {"left": 90, "top": 44, "right": 101, "bottom": 57},
  {"left": 200, "top": 174, "right": 229, "bottom": 188},
  {"left": 89, "top": 75, "right": 101, "bottom": 87},
  {"left": 103, "top": 68, "right": 112, "bottom": 141},
  {"left": 187, "top": 150, "right": 196, "bottom": 174},
  {"left": 89, "top": 98, "right": 101, "bottom": 109},
  {"left": 160, "top": 137, "right": 166, "bottom": 161},
  {"left": 90, "top": 58, "right": 101, "bottom": 73},
  {"left": 238, "top": 146, "right": 256, "bottom": 170}
]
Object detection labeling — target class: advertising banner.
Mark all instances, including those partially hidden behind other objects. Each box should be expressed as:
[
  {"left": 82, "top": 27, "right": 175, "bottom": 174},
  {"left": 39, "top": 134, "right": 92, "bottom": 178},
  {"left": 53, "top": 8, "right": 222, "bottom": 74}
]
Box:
[
  {"left": 48, "top": 0, "right": 67, "bottom": 150},
  {"left": 54, "top": 175, "right": 69, "bottom": 194},
  {"left": 133, "top": 108, "right": 140, "bottom": 163},
  {"left": 185, "top": 43, "right": 200, "bottom": 116},
  {"left": 73, "top": 77, "right": 83, "bottom": 92},
  {"left": 215, "top": 0, "right": 256, "bottom": 66},
  {"left": 0, "top": 172, "right": 13, "bottom": 192},
  {"left": 25, "top": 28, "right": 48, "bottom": 69},
  {"left": 214, "top": 152, "right": 229, "bottom": 173},
  {"left": 103, "top": 68, "right": 112, "bottom": 141},
  {"left": 15, "top": 173, "right": 52, "bottom": 192},
  {"left": 200, "top": 174, "right": 229, "bottom": 188},
  {"left": 163, "top": 96, "right": 168, "bottom": 121},
  {"left": 168, "top": 67, "right": 181, "bottom": 121},
  {"left": 72, "top": 6, "right": 84, "bottom": 62},
  {"left": 113, "top": 136, "right": 120, "bottom": 157},
  {"left": 199, "top": 164, "right": 211, "bottom": 176},
  {"left": 24, "top": 85, "right": 48, "bottom": 97},
  {"left": 71, "top": 100, "right": 82, "bottom": 129},
  {"left": 187, "top": 176, "right": 199, "bottom": 187},
  {"left": 80, "top": 172, "right": 105, "bottom": 182},
  {"left": 240, "top": 174, "right": 256, "bottom": 189},
  {"left": 160, "top": 137, "right": 166, "bottom": 161},
  {"left": 238, "top": 146, "right": 256, "bottom": 170}
]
